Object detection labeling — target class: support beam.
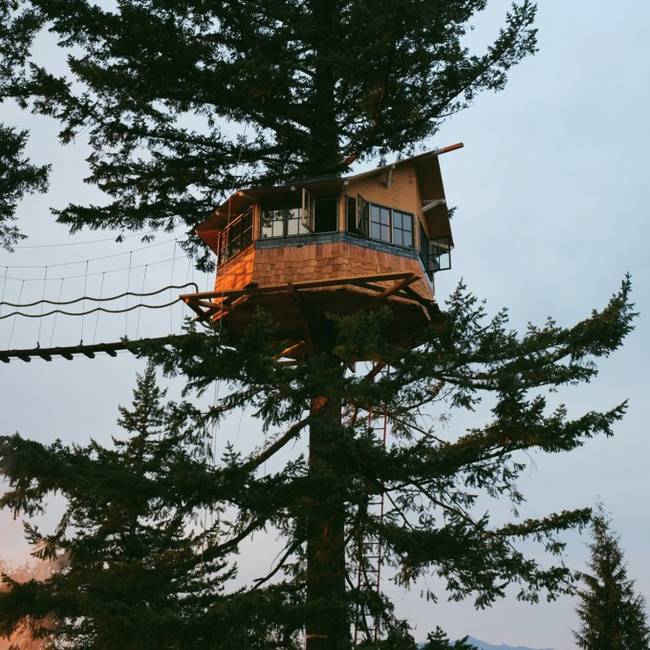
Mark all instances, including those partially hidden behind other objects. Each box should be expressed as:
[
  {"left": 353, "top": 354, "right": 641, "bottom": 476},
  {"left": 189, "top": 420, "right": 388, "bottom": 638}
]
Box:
[
  {"left": 384, "top": 165, "right": 394, "bottom": 188},
  {"left": 376, "top": 274, "right": 417, "bottom": 301},
  {"left": 422, "top": 198, "right": 446, "bottom": 213}
]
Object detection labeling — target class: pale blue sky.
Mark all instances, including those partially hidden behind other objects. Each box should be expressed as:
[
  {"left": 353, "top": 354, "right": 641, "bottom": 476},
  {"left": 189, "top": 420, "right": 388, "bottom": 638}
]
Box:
[{"left": 1, "top": 2, "right": 649, "bottom": 648}]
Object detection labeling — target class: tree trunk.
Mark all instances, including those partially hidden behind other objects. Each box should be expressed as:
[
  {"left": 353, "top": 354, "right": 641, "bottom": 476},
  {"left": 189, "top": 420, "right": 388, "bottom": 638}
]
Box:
[{"left": 305, "top": 392, "right": 349, "bottom": 650}]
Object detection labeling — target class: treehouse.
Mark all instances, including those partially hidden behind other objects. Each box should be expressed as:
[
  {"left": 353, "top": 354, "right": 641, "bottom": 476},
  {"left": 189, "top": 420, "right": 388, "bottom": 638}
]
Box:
[{"left": 182, "top": 144, "right": 462, "bottom": 357}]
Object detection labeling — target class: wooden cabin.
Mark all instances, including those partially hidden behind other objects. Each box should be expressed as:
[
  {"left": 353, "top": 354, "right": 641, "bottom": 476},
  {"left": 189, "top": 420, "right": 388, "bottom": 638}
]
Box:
[{"left": 182, "top": 144, "right": 461, "bottom": 356}]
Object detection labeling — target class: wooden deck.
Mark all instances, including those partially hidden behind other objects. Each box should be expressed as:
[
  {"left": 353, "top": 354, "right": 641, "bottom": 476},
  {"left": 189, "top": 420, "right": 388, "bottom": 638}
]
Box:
[
  {"left": 181, "top": 271, "right": 440, "bottom": 358},
  {"left": 0, "top": 334, "right": 191, "bottom": 364}
]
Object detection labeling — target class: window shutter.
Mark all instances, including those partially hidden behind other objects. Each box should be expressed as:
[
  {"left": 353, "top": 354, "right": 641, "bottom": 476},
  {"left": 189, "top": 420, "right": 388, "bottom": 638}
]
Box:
[
  {"left": 356, "top": 194, "right": 369, "bottom": 236},
  {"left": 301, "top": 188, "right": 314, "bottom": 232}
]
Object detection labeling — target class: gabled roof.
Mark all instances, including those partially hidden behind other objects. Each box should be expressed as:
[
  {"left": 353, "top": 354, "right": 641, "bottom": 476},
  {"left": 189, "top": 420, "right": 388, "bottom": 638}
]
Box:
[{"left": 198, "top": 143, "right": 463, "bottom": 236}]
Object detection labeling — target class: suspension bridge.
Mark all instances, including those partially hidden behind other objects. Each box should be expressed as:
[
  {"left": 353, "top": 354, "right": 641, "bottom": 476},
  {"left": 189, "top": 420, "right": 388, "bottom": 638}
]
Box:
[{"left": 0, "top": 233, "right": 212, "bottom": 363}]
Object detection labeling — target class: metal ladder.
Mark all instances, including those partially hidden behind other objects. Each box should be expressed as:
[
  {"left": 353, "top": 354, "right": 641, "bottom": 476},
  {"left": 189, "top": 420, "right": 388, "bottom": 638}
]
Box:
[{"left": 353, "top": 405, "right": 389, "bottom": 645}]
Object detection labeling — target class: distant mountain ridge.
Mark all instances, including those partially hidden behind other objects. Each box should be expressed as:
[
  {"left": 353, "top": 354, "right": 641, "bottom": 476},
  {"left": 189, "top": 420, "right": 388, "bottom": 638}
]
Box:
[{"left": 465, "top": 638, "right": 555, "bottom": 650}]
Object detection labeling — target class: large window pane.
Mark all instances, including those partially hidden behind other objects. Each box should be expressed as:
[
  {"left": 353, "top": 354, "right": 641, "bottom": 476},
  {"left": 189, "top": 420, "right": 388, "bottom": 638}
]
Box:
[
  {"left": 370, "top": 204, "right": 391, "bottom": 243},
  {"left": 392, "top": 210, "right": 413, "bottom": 249},
  {"left": 262, "top": 205, "right": 309, "bottom": 238}
]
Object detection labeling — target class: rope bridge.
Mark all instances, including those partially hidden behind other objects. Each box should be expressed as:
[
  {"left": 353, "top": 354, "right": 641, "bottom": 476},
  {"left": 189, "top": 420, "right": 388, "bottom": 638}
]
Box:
[
  {"left": 0, "top": 334, "right": 192, "bottom": 364},
  {"left": 0, "top": 235, "right": 210, "bottom": 364}
]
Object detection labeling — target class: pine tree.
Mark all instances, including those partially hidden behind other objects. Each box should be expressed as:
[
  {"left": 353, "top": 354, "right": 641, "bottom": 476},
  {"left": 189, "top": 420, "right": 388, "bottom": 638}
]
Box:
[
  {"left": 422, "top": 627, "right": 476, "bottom": 649},
  {"left": 0, "top": 362, "right": 252, "bottom": 649},
  {"left": 574, "top": 507, "right": 650, "bottom": 650},
  {"left": 0, "top": 4, "right": 50, "bottom": 250},
  {"left": 0, "top": 2, "right": 639, "bottom": 648},
  {"left": 0, "top": 0, "right": 536, "bottom": 265},
  {"left": 1, "top": 278, "right": 635, "bottom": 648}
]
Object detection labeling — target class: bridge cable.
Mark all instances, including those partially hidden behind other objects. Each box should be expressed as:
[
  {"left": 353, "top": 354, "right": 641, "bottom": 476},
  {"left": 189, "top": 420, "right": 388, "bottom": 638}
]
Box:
[
  {"left": 135, "top": 265, "right": 148, "bottom": 340},
  {"left": 7, "top": 280, "right": 24, "bottom": 348},
  {"left": 37, "top": 266, "right": 48, "bottom": 347},
  {"left": 80, "top": 261, "right": 89, "bottom": 344},
  {"left": 49, "top": 277, "right": 65, "bottom": 347},
  {"left": 125, "top": 252, "right": 132, "bottom": 337},
  {"left": 169, "top": 240, "right": 177, "bottom": 334},
  {"left": 0, "top": 266, "right": 7, "bottom": 319},
  {"left": 92, "top": 272, "right": 105, "bottom": 344},
  {"left": 1, "top": 282, "right": 197, "bottom": 308},
  {"left": 0, "top": 283, "right": 199, "bottom": 320}
]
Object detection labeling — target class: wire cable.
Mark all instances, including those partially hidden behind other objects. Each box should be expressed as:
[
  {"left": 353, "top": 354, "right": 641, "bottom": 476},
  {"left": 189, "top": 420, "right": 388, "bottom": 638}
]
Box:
[
  {"left": 80, "top": 261, "right": 89, "bottom": 344},
  {"left": 16, "top": 230, "right": 157, "bottom": 249},
  {"left": 4, "top": 238, "right": 178, "bottom": 270},
  {"left": 92, "top": 272, "right": 105, "bottom": 344},
  {"left": 135, "top": 265, "right": 148, "bottom": 339},
  {"left": 2, "top": 255, "right": 190, "bottom": 283},
  {"left": 37, "top": 266, "right": 48, "bottom": 346},
  {"left": 125, "top": 252, "right": 132, "bottom": 337},
  {"left": 7, "top": 280, "right": 24, "bottom": 347},
  {"left": 0, "top": 266, "right": 7, "bottom": 319},
  {"left": 49, "top": 277, "right": 64, "bottom": 347}
]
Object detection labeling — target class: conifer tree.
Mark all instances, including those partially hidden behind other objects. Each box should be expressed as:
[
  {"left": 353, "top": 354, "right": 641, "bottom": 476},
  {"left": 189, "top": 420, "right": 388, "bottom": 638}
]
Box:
[
  {"left": 0, "top": 278, "right": 635, "bottom": 648},
  {"left": 0, "top": 4, "right": 50, "bottom": 250},
  {"left": 0, "top": 0, "right": 536, "bottom": 264},
  {"left": 574, "top": 507, "right": 650, "bottom": 650},
  {"left": 422, "top": 627, "right": 476, "bottom": 649},
  {"left": 0, "top": 2, "right": 639, "bottom": 648},
  {"left": 0, "top": 362, "right": 249, "bottom": 649}
]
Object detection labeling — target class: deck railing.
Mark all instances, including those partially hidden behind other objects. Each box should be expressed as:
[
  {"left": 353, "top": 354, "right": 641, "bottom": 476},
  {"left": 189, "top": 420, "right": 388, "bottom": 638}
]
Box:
[{"left": 217, "top": 206, "right": 254, "bottom": 267}]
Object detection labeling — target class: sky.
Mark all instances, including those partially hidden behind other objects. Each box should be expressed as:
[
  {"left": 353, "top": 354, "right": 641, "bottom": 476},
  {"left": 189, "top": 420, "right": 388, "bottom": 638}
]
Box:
[{"left": 1, "top": 2, "right": 650, "bottom": 648}]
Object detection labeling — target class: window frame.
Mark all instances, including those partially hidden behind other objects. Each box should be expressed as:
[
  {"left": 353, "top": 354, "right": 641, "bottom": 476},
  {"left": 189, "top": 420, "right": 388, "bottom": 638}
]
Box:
[
  {"left": 346, "top": 195, "right": 415, "bottom": 250},
  {"left": 261, "top": 193, "right": 340, "bottom": 239}
]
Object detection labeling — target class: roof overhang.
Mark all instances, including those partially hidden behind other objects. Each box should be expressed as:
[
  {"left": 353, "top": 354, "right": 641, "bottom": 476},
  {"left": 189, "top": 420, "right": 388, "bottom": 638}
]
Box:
[{"left": 197, "top": 143, "right": 463, "bottom": 248}]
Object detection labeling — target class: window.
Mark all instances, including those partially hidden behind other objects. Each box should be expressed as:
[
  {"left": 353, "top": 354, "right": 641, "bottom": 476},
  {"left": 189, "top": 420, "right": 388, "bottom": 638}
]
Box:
[
  {"left": 346, "top": 196, "right": 414, "bottom": 248},
  {"left": 419, "top": 226, "right": 452, "bottom": 278},
  {"left": 262, "top": 203, "right": 310, "bottom": 239},
  {"left": 370, "top": 204, "right": 391, "bottom": 243},
  {"left": 431, "top": 237, "right": 451, "bottom": 271},
  {"left": 419, "top": 224, "right": 433, "bottom": 279},
  {"left": 218, "top": 208, "right": 253, "bottom": 266},
  {"left": 314, "top": 197, "right": 338, "bottom": 233},
  {"left": 392, "top": 210, "right": 413, "bottom": 247},
  {"left": 262, "top": 193, "right": 339, "bottom": 238}
]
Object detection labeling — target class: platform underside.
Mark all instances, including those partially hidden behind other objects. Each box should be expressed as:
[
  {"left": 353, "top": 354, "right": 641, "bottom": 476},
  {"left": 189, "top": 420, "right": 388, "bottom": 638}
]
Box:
[{"left": 181, "top": 271, "right": 440, "bottom": 360}]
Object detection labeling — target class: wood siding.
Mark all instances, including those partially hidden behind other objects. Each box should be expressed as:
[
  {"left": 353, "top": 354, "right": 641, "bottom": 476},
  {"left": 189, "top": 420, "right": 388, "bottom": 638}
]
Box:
[{"left": 214, "top": 239, "right": 432, "bottom": 301}]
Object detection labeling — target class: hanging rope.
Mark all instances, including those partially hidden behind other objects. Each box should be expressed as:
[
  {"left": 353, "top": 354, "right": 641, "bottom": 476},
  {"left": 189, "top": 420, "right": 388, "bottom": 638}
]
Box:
[
  {"left": 125, "top": 251, "right": 132, "bottom": 337},
  {"left": 169, "top": 240, "right": 177, "bottom": 334},
  {"left": 0, "top": 266, "right": 7, "bottom": 319},
  {"left": 80, "top": 260, "right": 89, "bottom": 344},
  {"left": 36, "top": 266, "right": 48, "bottom": 347},
  {"left": 0, "top": 282, "right": 199, "bottom": 320},
  {"left": 8, "top": 280, "right": 24, "bottom": 348},
  {"left": 135, "top": 265, "right": 148, "bottom": 339},
  {"left": 92, "top": 272, "right": 106, "bottom": 344},
  {"left": 49, "top": 277, "right": 64, "bottom": 347},
  {"left": 0, "top": 282, "right": 197, "bottom": 309}
]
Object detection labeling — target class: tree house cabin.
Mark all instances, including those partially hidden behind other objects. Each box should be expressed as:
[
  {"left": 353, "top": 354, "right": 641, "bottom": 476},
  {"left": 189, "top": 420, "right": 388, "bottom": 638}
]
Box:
[{"left": 182, "top": 144, "right": 462, "bottom": 355}]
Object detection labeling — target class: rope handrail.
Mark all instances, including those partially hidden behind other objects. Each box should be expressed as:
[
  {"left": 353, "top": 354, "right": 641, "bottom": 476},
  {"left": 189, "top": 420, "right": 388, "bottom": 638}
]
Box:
[
  {"left": 0, "top": 282, "right": 199, "bottom": 320},
  {"left": 0, "top": 282, "right": 199, "bottom": 308}
]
